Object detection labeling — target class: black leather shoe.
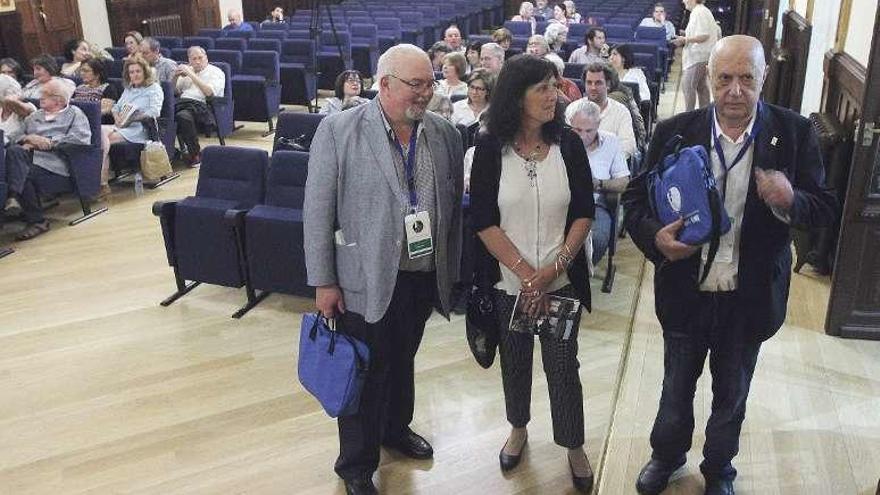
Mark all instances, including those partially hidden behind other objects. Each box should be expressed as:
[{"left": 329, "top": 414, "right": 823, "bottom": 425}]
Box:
[
  {"left": 499, "top": 437, "right": 527, "bottom": 471},
  {"left": 704, "top": 477, "right": 735, "bottom": 495},
  {"left": 568, "top": 456, "right": 594, "bottom": 493},
  {"left": 636, "top": 457, "right": 686, "bottom": 494},
  {"left": 383, "top": 428, "right": 434, "bottom": 459},
  {"left": 344, "top": 476, "right": 378, "bottom": 495}
]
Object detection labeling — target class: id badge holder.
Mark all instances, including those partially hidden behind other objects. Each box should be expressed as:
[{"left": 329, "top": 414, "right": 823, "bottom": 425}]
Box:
[{"left": 404, "top": 210, "right": 433, "bottom": 259}]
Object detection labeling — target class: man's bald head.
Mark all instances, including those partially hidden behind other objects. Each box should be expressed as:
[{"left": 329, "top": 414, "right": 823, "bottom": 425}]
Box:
[
  {"left": 708, "top": 35, "right": 766, "bottom": 80},
  {"left": 708, "top": 35, "right": 768, "bottom": 125}
]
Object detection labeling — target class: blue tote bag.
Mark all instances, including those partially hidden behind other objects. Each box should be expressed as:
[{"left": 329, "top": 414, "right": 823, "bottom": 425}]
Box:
[{"left": 297, "top": 312, "right": 370, "bottom": 417}]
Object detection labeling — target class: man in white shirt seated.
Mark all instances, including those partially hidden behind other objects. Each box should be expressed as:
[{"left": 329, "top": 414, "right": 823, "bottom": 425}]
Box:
[
  {"left": 443, "top": 25, "right": 465, "bottom": 53},
  {"left": 639, "top": 2, "right": 676, "bottom": 40},
  {"left": 577, "top": 62, "right": 636, "bottom": 159},
  {"left": 172, "top": 47, "right": 225, "bottom": 166},
  {"left": 568, "top": 28, "right": 608, "bottom": 65},
  {"left": 565, "top": 99, "right": 629, "bottom": 266}
]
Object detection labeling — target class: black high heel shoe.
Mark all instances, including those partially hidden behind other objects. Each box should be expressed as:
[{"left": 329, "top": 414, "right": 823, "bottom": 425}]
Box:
[
  {"left": 568, "top": 454, "right": 595, "bottom": 493},
  {"left": 499, "top": 436, "right": 527, "bottom": 471}
]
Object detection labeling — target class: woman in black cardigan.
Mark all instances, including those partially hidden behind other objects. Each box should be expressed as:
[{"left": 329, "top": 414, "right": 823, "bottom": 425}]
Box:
[{"left": 469, "top": 54, "right": 595, "bottom": 493}]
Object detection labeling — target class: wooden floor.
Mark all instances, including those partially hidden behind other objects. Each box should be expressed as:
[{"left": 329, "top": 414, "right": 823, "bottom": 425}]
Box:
[{"left": 1, "top": 68, "right": 878, "bottom": 495}]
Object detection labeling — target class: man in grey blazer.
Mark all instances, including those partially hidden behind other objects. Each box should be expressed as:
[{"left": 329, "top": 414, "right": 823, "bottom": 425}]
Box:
[{"left": 304, "top": 44, "right": 464, "bottom": 495}]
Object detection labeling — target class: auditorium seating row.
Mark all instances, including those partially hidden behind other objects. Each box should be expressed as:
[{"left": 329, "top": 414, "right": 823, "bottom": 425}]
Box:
[{"left": 153, "top": 146, "right": 313, "bottom": 317}]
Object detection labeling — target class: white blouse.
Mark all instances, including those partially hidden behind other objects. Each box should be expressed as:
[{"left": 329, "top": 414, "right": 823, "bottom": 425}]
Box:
[
  {"left": 451, "top": 99, "right": 486, "bottom": 127},
  {"left": 496, "top": 144, "right": 571, "bottom": 295},
  {"left": 436, "top": 79, "right": 468, "bottom": 98},
  {"left": 622, "top": 68, "right": 651, "bottom": 103}
]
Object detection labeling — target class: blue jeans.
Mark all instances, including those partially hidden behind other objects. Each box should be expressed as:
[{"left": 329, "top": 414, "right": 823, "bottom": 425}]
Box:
[
  {"left": 649, "top": 291, "right": 762, "bottom": 482},
  {"left": 591, "top": 205, "right": 612, "bottom": 266}
]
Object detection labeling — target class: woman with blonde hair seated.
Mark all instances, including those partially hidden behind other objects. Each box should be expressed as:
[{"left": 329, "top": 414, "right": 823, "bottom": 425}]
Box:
[
  {"left": 437, "top": 52, "right": 469, "bottom": 98},
  {"left": 511, "top": 1, "right": 537, "bottom": 35}
]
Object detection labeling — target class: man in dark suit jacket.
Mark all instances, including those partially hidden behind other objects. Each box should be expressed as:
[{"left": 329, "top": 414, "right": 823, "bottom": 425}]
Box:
[{"left": 622, "top": 35, "right": 837, "bottom": 495}]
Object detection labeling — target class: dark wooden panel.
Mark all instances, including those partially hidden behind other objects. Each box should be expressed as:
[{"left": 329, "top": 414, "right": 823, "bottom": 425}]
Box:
[
  {"left": 778, "top": 10, "right": 810, "bottom": 112},
  {"left": 105, "top": 0, "right": 219, "bottom": 46},
  {"left": 0, "top": 0, "right": 81, "bottom": 61},
  {"left": 825, "top": 4, "right": 880, "bottom": 340}
]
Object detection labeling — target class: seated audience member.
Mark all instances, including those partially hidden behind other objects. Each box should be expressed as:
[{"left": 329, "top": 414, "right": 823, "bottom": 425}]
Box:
[
  {"left": 549, "top": 2, "right": 570, "bottom": 26},
  {"left": 103, "top": 57, "right": 163, "bottom": 180},
  {"left": 321, "top": 70, "right": 368, "bottom": 115},
  {"left": 173, "top": 47, "right": 225, "bottom": 166},
  {"left": 563, "top": 0, "right": 582, "bottom": 24},
  {"left": 437, "top": 52, "right": 468, "bottom": 98},
  {"left": 511, "top": 2, "right": 537, "bottom": 35},
  {"left": 640, "top": 2, "right": 676, "bottom": 40},
  {"left": 263, "top": 6, "right": 285, "bottom": 24},
  {"left": 479, "top": 43, "right": 506, "bottom": 75},
  {"left": 527, "top": 35, "right": 564, "bottom": 68},
  {"left": 123, "top": 31, "right": 144, "bottom": 60},
  {"left": 534, "top": 0, "right": 554, "bottom": 20},
  {"left": 565, "top": 99, "right": 629, "bottom": 265},
  {"left": 569, "top": 28, "right": 607, "bottom": 64},
  {"left": 5, "top": 79, "right": 92, "bottom": 240},
  {"left": 609, "top": 44, "right": 651, "bottom": 104},
  {"left": 444, "top": 25, "right": 465, "bottom": 53},
  {"left": 544, "top": 22, "right": 568, "bottom": 52},
  {"left": 452, "top": 68, "right": 493, "bottom": 126},
  {"left": 22, "top": 55, "right": 76, "bottom": 99},
  {"left": 462, "top": 111, "right": 488, "bottom": 192},
  {"left": 427, "top": 93, "right": 454, "bottom": 121},
  {"left": 72, "top": 58, "right": 118, "bottom": 125},
  {"left": 544, "top": 52, "right": 581, "bottom": 103},
  {"left": 61, "top": 39, "right": 93, "bottom": 78},
  {"left": 1, "top": 58, "right": 24, "bottom": 85},
  {"left": 605, "top": 68, "right": 647, "bottom": 155},
  {"left": 140, "top": 37, "right": 178, "bottom": 83},
  {"left": 428, "top": 41, "right": 453, "bottom": 71},
  {"left": 223, "top": 8, "right": 254, "bottom": 33},
  {"left": 0, "top": 74, "right": 35, "bottom": 147},
  {"left": 492, "top": 28, "right": 513, "bottom": 52},
  {"left": 579, "top": 62, "right": 636, "bottom": 158},
  {"left": 465, "top": 41, "right": 483, "bottom": 72},
  {"left": 1, "top": 75, "right": 35, "bottom": 215}
]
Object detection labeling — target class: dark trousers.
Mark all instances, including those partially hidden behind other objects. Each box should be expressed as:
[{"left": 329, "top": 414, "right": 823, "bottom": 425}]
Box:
[
  {"left": 649, "top": 291, "right": 762, "bottom": 481},
  {"left": 496, "top": 285, "right": 585, "bottom": 448},
  {"left": 175, "top": 99, "right": 213, "bottom": 155},
  {"left": 5, "top": 145, "right": 48, "bottom": 224},
  {"left": 334, "top": 271, "right": 437, "bottom": 480}
]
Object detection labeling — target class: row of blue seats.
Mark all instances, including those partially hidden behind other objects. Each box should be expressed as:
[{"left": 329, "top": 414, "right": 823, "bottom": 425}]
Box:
[{"left": 153, "top": 146, "right": 313, "bottom": 317}]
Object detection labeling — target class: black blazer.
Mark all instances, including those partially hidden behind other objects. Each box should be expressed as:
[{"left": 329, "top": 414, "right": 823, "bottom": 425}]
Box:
[
  {"left": 622, "top": 103, "right": 838, "bottom": 341},
  {"left": 470, "top": 127, "right": 595, "bottom": 311}
]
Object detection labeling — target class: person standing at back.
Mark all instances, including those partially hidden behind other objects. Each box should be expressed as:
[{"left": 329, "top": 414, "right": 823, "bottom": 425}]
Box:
[
  {"left": 673, "top": 0, "right": 719, "bottom": 110},
  {"left": 303, "top": 44, "right": 463, "bottom": 495}
]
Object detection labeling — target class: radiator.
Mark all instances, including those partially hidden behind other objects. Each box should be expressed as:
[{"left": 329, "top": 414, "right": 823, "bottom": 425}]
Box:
[
  {"left": 142, "top": 14, "right": 183, "bottom": 37},
  {"left": 791, "top": 113, "right": 851, "bottom": 275}
]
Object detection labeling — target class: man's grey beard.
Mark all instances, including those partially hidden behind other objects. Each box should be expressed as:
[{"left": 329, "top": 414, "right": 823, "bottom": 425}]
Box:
[{"left": 405, "top": 105, "right": 426, "bottom": 121}]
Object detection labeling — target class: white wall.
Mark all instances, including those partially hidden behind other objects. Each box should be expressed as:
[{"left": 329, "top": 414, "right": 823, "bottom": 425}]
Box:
[
  {"left": 845, "top": 0, "right": 878, "bottom": 67},
  {"left": 799, "top": 0, "right": 844, "bottom": 116},
  {"left": 217, "top": 0, "right": 244, "bottom": 25},
  {"left": 78, "top": 0, "right": 112, "bottom": 49},
  {"left": 792, "top": 0, "right": 808, "bottom": 17}
]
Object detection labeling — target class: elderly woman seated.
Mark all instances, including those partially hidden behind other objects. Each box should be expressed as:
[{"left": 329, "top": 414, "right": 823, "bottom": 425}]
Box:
[
  {"left": 437, "top": 52, "right": 469, "bottom": 98},
  {"left": 22, "top": 55, "right": 76, "bottom": 99},
  {"left": 4, "top": 79, "right": 92, "bottom": 240},
  {"left": 564, "top": 98, "right": 629, "bottom": 266},
  {"left": 103, "top": 56, "right": 163, "bottom": 183},
  {"left": 544, "top": 22, "right": 569, "bottom": 53},
  {"left": 511, "top": 1, "right": 537, "bottom": 35},
  {"left": 61, "top": 39, "right": 93, "bottom": 78},
  {"left": 526, "top": 39, "right": 580, "bottom": 103}
]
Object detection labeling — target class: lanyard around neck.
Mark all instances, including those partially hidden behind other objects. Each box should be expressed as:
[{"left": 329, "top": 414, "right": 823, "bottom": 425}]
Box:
[
  {"left": 710, "top": 103, "right": 762, "bottom": 197},
  {"left": 391, "top": 122, "right": 420, "bottom": 208}
]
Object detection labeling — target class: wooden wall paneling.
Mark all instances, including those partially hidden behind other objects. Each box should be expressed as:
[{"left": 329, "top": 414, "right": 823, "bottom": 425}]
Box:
[
  {"left": 0, "top": 0, "right": 82, "bottom": 60},
  {"left": 106, "top": 0, "right": 219, "bottom": 46},
  {"left": 0, "top": 7, "right": 26, "bottom": 63},
  {"left": 779, "top": 10, "right": 811, "bottom": 112},
  {"left": 825, "top": 3, "right": 880, "bottom": 339}
]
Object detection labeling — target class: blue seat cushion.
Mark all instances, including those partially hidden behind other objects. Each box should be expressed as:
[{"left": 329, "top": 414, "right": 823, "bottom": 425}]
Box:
[
  {"left": 245, "top": 205, "right": 312, "bottom": 296},
  {"left": 175, "top": 196, "right": 247, "bottom": 288}
]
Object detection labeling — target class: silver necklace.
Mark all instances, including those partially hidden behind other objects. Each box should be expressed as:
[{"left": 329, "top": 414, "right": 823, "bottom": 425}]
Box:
[{"left": 514, "top": 141, "right": 542, "bottom": 188}]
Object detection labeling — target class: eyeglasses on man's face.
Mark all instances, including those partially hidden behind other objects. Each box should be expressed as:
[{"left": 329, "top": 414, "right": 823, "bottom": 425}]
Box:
[{"left": 388, "top": 74, "right": 437, "bottom": 93}]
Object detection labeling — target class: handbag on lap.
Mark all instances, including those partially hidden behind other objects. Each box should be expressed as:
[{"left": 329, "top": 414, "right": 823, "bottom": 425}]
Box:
[{"left": 297, "top": 312, "right": 370, "bottom": 417}]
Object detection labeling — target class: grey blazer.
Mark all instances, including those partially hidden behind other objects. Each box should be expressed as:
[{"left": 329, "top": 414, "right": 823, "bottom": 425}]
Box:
[{"left": 303, "top": 99, "right": 464, "bottom": 323}]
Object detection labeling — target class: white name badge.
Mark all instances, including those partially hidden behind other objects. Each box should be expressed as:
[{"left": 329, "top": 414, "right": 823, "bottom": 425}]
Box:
[{"left": 404, "top": 210, "right": 433, "bottom": 259}]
